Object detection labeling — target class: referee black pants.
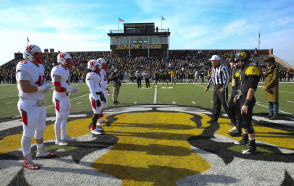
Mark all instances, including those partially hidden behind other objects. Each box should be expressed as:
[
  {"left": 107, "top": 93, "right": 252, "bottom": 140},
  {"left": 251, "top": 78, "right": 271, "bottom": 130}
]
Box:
[
  {"left": 137, "top": 78, "right": 142, "bottom": 88},
  {"left": 211, "top": 85, "right": 230, "bottom": 122}
]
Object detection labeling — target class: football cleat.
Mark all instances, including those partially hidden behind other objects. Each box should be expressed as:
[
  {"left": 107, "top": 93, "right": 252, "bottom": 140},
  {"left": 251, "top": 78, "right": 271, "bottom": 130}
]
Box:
[
  {"left": 242, "top": 148, "right": 257, "bottom": 155},
  {"left": 55, "top": 139, "right": 68, "bottom": 146},
  {"left": 229, "top": 126, "right": 237, "bottom": 132},
  {"left": 24, "top": 155, "right": 40, "bottom": 170},
  {"left": 96, "top": 122, "right": 103, "bottom": 127},
  {"left": 36, "top": 147, "right": 56, "bottom": 158},
  {"left": 62, "top": 135, "right": 76, "bottom": 142},
  {"left": 91, "top": 128, "right": 102, "bottom": 135},
  {"left": 207, "top": 120, "right": 216, "bottom": 124},
  {"left": 234, "top": 139, "right": 249, "bottom": 145},
  {"left": 96, "top": 126, "right": 104, "bottom": 132},
  {"left": 228, "top": 130, "right": 242, "bottom": 137}
]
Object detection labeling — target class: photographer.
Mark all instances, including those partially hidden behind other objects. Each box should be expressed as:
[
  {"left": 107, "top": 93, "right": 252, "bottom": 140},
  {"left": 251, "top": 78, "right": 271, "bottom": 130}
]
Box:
[{"left": 110, "top": 67, "right": 122, "bottom": 104}]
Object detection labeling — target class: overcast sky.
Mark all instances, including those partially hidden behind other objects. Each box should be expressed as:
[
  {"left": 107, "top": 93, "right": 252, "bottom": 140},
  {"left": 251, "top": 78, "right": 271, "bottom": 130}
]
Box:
[{"left": 0, "top": 0, "right": 294, "bottom": 67}]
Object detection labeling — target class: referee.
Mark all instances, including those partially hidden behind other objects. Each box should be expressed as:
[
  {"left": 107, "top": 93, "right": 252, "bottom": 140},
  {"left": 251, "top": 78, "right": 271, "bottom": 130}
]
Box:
[{"left": 204, "top": 55, "right": 231, "bottom": 124}]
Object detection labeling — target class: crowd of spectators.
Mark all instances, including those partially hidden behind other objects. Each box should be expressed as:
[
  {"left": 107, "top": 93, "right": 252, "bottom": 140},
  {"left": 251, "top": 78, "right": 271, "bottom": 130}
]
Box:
[{"left": 1, "top": 50, "right": 294, "bottom": 85}]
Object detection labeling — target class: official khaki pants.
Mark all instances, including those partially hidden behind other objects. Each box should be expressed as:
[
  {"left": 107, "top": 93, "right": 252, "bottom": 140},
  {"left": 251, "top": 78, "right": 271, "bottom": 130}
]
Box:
[{"left": 112, "top": 86, "right": 120, "bottom": 102}]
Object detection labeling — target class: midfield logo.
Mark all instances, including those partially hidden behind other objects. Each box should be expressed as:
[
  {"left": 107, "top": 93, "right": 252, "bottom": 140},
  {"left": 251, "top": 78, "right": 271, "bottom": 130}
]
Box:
[{"left": 0, "top": 105, "right": 293, "bottom": 185}]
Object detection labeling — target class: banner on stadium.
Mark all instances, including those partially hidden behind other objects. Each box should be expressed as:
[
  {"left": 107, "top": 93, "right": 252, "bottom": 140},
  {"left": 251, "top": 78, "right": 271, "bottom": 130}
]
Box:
[{"left": 111, "top": 44, "right": 168, "bottom": 50}]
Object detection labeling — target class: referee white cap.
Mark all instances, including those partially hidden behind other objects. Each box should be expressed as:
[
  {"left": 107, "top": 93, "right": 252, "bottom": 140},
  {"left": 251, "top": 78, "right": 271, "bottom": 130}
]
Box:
[{"left": 209, "top": 55, "right": 220, "bottom": 61}]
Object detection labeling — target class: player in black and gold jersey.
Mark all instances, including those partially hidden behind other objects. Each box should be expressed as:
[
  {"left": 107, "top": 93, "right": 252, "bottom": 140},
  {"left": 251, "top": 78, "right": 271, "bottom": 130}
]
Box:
[
  {"left": 234, "top": 50, "right": 260, "bottom": 154},
  {"left": 228, "top": 57, "right": 242, "bottom": 136}
]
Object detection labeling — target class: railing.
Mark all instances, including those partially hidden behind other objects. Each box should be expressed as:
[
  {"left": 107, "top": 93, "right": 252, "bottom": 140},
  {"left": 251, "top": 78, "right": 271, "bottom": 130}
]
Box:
[
  {"left": 109, "top": 28, "right": 169, "bottom": 34},
  {"left": 271, "top": 55, "right": 294, "bottom": 70}
]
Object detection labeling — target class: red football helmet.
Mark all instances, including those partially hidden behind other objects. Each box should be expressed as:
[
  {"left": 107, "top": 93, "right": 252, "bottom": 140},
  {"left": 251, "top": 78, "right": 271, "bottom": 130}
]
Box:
[{"left": 24, "top": 44, "right": 43, "bottom": 64}]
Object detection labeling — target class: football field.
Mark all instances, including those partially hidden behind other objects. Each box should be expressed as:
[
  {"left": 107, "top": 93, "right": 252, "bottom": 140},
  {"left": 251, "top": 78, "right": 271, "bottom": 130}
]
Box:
[{"left": 0, "top": 82, "right": 294, "bottom": 185}]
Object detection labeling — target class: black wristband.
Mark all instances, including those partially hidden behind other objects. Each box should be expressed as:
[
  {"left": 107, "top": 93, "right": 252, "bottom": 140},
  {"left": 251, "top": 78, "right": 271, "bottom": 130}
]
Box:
[{"left": 244, "top": 99, "right": 250, "bottom": 106}]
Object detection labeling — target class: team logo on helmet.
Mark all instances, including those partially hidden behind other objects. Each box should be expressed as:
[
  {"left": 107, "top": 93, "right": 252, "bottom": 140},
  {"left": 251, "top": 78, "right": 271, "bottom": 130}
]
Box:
[
  {"left": 24, "top": 44, "right": 43, "bottom": 64},
  {"left": 97, "top": 58, "right": 107, "bottom": 70},
  {"left": 87, "top": 59, "right": 101, "bottom": 73},
  {"left": 57, "top": 52, "right": 72, "bottom": 69},
  {"left": 240, "top": 52, "right": 247, "bottom": 59}
]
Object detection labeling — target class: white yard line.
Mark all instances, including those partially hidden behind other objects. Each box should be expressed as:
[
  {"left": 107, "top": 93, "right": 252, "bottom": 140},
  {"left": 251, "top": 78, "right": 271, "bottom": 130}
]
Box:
[
  {"left": 192, "top": 101, "right": 196, "bottom": 104},
  {"left": 256, "top": 102, "right": 293, "bottom": 115},
  {"left": 280, "top": 90, "right": 294, "bottom": 94},
  {"left": 46, "top": 94, "right": 88, "bottom": 109},
  {"left": 153, "top": 85, "right": 157, "bottom": 104},
  {"left": 287, "top": 100, "right": 294, "bottom": 104},
  {"left": 172, "top": 101, "right": 176, "bottom": 104},
  {"left": 77, "top": 102, "right": 83, "bottom": 104}
]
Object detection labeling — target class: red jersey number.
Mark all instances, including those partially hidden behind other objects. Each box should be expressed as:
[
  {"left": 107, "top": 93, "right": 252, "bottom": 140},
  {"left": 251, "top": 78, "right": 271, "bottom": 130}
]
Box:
[{"left": 35, "top": 75, "right": 45, "bottom": 86}]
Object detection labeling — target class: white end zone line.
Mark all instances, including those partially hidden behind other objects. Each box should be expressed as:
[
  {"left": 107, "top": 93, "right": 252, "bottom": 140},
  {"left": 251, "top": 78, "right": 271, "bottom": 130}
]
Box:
[{"left": 153, "top": 85, "right": 157, "bottom": 104}]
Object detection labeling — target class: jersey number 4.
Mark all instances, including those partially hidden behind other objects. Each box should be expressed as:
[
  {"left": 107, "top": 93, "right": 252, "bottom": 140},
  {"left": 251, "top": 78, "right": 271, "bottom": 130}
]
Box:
[{"left": 35, "top": 75, "right": 45, "bottom": 86}]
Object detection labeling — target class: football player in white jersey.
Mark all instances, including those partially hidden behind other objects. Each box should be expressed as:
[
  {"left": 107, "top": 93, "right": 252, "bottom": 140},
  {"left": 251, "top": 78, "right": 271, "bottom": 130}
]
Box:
[
  {"left": 96, "top": 58, "right": 110, "bottom": 127},
  {"left": 86, "top": 60, "right": 104, "bottom": 134},
  {"left": 51, "top": 52, "right": 79, "bottom": 146},
  {"left": 16, "top": 44, "right": 55, "bottom": 170}
]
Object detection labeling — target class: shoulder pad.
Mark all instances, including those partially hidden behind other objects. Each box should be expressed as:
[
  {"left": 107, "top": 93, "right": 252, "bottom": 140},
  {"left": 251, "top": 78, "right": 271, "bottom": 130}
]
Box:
[
  {"left": 245, "top": 66, "right": 260, "bottom": 76},
  {"left": 87, "top": 72, "right": 96, "bottom": 79},
  {"left": 16, "top": 61, "right": 32, "bottom": 72},
  {"left": 52, "top": 66, "right": 64, "bottom": 76}
]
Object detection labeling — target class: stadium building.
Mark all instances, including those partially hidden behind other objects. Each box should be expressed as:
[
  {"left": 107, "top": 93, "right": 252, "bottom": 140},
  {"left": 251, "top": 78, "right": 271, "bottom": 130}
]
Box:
[{"left": 107, "top": 23, "right": 170, "bottom": 59}]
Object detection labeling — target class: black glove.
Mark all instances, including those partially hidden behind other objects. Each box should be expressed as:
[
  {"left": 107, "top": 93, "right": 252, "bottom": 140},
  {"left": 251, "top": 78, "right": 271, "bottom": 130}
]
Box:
[{"left": 96, "top": 99, "right": 101, "bottom": 107}]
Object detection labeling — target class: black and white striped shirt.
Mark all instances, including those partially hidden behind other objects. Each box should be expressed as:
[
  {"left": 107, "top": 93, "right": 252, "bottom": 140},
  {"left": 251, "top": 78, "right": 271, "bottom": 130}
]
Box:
[{"left": 207, "top": 64, "right": 230, "bottom": 89}]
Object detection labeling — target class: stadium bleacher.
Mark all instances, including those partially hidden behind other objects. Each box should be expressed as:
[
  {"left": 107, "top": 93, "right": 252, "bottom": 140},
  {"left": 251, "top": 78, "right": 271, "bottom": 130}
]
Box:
[{"left": 0, "top": 49, "right": 293, "bottom": 84}]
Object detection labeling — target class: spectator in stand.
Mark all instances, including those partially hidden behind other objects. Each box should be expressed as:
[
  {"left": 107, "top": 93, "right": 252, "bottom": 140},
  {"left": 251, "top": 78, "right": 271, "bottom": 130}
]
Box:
[
  {"left": 264, "top": 57, "right": 279, "bottom": 120},
  {"left": 0, "top": 68, "right": 4, "bottom": 84}
]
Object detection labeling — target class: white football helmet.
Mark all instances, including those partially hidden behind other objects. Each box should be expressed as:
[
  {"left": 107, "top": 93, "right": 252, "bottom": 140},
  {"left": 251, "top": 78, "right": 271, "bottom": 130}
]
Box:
[
  {"left": 87, "top": 59, "right": 101, "bottom": 73},
  {"left": 57, "top": 52, "right": 73, "bottom": 68},
  {"left": 97, "top": 58, "right": 107, "bottom": 70},
  {"left": 24, "top": 44, "right": 43, "bottom": 64}
]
